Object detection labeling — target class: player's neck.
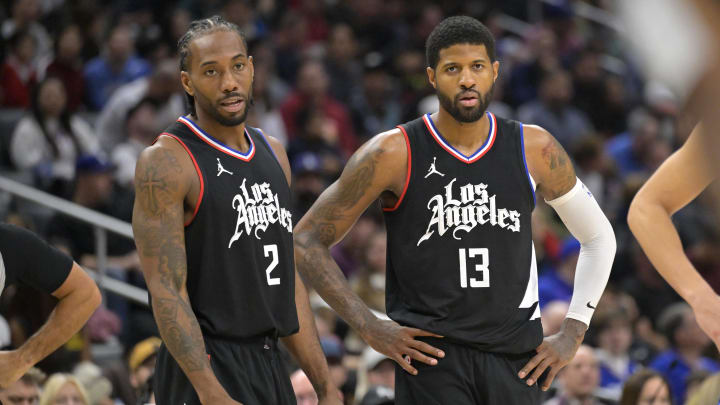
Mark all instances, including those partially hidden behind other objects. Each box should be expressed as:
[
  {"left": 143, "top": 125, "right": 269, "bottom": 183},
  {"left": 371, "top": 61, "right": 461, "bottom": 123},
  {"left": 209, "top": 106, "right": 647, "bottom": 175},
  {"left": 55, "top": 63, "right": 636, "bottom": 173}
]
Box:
[
  {"left": 433, "top": 108, "right": 490, "bottom": 154},
  {"left": 193, "top": 112, "right": 250, "bottom": 153}
]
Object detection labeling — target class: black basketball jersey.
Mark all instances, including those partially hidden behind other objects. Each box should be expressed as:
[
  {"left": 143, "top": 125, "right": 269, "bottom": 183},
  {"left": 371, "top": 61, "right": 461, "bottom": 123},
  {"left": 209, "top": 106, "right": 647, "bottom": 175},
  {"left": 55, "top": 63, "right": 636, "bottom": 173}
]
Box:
[
  {"left": 157, "top": 116, "right": 298, "bottom": 340},
  {"left": 383, "top": 112, "right": 543, "bottom": 354}
]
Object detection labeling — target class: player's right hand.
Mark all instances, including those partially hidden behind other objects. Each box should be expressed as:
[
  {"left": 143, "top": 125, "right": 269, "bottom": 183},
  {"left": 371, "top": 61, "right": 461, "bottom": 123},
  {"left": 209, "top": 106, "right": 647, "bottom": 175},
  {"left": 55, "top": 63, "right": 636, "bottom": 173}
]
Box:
[
  {"left": 361, "top": 318, "right": 445, "bottom": 375},
  {"left": 691, "top": 293, "right": 720, "bottom": 351}
]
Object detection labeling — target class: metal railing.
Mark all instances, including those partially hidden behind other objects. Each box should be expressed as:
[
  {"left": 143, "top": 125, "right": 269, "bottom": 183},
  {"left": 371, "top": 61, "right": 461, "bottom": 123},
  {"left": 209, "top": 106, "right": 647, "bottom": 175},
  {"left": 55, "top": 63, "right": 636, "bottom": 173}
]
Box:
[{"left": 0, "top": 175, "right": 148, "bottom": 306}]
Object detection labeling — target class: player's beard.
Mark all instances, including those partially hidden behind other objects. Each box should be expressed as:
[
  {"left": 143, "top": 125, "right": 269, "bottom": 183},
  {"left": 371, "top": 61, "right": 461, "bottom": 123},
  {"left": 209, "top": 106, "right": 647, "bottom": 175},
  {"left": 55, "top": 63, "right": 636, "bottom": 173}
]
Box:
[
  {"left": 437, "top": 82, "right": 495, "bottom": 123},
  {"left": 196, "top": 81, "right": 254, "bottom": 127}
]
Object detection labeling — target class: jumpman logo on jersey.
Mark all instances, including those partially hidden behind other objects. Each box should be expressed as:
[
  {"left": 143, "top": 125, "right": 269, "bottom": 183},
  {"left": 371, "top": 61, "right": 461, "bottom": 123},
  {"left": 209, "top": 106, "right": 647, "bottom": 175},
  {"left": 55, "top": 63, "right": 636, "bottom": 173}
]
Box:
[
  {"left": 217, "top": 158, "right": 234, "bottom": 177},
  {"left": 425, "top": 157, "right": 445, "bottom": 178}
]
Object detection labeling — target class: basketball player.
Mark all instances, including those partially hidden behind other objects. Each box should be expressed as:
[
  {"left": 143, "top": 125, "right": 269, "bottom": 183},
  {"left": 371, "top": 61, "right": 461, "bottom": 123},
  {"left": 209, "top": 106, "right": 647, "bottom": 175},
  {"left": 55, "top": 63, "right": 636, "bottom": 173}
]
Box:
[
  {"left": 132, "top": 17, "right": 340, "bottom": 405},
  {"left": 628, "top": 124, "right": 720, "bottom": 351},
  {"left": 0, "top": 223, "right": 101, "bottom": 387},
  {"left": 294, "top": 16, "right": 616, "bottom": 404}
]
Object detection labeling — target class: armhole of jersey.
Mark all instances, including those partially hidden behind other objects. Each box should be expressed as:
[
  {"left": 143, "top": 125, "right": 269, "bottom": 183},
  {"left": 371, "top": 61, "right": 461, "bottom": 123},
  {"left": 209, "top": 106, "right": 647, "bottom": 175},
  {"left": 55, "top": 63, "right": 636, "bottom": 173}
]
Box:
[
  {"left": 383, "top": 126, "right": 412, "bottom": 212},
  {"left": 158, "top": 133, "right": 205, "bottom": 227},
  {"left": 254, "top": 127, "right": 288, "bottom": 183},
  {"left": 519, "top": 124, "right": 537, "bottom": 207}
]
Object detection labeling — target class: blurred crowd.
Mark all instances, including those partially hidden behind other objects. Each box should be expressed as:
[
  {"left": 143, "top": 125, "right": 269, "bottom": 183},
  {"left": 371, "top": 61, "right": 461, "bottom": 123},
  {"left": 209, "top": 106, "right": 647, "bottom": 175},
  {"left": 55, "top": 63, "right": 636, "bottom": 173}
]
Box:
[{"left": 1, "top": 0, "right": 719, "bottom": 404}]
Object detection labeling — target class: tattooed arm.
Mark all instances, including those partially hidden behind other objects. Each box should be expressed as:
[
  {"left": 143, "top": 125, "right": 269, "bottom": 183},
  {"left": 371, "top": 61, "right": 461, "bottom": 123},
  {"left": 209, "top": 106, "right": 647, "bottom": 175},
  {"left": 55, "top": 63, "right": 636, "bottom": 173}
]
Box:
[
  {"left": 132, "top": 138, "right": 240, "bottom": 404},
  {"left": 521, "top": 126, "right": 615, "bottom": 390},
  {"left": 295, "top": 130, "right": 445, "bottom": 376},
  {"left": 264, "top": 136, "right": 341, "bottom": 403}
]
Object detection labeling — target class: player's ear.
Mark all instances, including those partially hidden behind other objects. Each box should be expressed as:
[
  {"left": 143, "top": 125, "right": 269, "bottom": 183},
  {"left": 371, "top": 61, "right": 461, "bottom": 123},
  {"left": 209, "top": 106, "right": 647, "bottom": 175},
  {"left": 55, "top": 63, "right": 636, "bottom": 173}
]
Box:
[
  {"left": 427, "top": 66, "right": 437, "bottom": 89},
  {"left": 492, "top": 61, "right": 500, "bottom": 82},
  {"left": 181, "top": 70, "right": 194, "bottom": 97}
]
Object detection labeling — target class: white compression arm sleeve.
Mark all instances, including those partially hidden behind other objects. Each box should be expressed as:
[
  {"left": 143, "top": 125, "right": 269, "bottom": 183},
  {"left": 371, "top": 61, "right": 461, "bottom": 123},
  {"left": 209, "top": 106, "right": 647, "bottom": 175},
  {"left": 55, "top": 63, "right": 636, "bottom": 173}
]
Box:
[{"left": 545, "top": 178, "right": 616, "bottom": 326}]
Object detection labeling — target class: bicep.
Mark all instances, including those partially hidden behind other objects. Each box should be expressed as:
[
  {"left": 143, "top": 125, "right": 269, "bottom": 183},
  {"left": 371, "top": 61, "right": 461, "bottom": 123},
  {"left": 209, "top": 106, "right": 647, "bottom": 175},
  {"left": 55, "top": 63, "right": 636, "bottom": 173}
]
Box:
[
  {"left": 525, "top": 126, "right": 577, "bottom": 201},
  {"left": 296, "top": 140, "right": 397, "bottom": 246},
  {"left": 634, "top": 125, "right": 716, "bottom": 215},
  {"left": 51, "top": 262, "right": 98, "bottom": 300},
  {"left": 132, "top": 145, "right": 191, "bottom": 291}
]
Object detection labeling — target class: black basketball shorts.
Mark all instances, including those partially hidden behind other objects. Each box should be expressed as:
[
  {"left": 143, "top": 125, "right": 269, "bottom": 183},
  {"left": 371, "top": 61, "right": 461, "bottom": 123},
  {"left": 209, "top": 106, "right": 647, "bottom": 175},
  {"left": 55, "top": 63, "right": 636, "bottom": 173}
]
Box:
[
  {"left": 153, "top": 335, "right": 296, "bottom": 405},
  {"left": 395, "top": 337, "right": 542, "bottom": 405}
]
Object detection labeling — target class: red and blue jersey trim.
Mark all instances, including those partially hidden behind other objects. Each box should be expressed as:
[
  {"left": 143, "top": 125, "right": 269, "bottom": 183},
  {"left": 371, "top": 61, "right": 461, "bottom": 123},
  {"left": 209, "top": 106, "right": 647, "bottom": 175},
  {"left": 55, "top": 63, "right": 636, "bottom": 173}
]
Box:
[
  {"left": 177, "top": 116, "right": 255, "bottom": 162},
  {"left": 422, "top": 111, "right": 497, "bottom": 164}
]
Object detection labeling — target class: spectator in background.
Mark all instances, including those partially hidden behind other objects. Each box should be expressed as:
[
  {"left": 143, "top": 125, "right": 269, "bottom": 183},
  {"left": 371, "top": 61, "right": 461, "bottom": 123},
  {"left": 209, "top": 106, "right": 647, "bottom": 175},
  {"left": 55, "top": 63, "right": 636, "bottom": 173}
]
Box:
[
  {"left": 686, "top": 372, "right": 720, "bottom": 405},
  {"left": 222, "top": 0, "right": 268, "bottom": 42},
  {"left": 46, "top": 155, "right": 137, "bottom": 271},
  {"left": 95, "top": 58, "right": 183, "bottom": 152},
  {"left": 507, "top": 26, "right": 560, "bottom": 107},
  {"left": 73, "top": 362, "right": 113, "bottom": 405},
  {"left": 246, "top": 59, "right": 288, "bottom": 146},
  {"left": 619, "top": 369, "right": 671, "bottom": 405},
  {"left": 111, "top": 98, "right": 159, "bottom": 188},
  {"left": 518, "top": 69, "right": 593, "bottom": 148},
  {"left": 651, "top": 302, "right": 720, "bottom": 404},
  {"left": 290, "top": 152, "right": 328, "bottom": 219},
  {"left": 351, "top": 231, "right": 388, "bottom": 313},
  {"left": 44, "top": 25, "right": 86, "bottom": 112},
  {"left": 538, "top": 237, "right": 579, "bottom": 308},
  {"left": 542, "top": 300, "right": 570, "bottom": 336},
  {"left": 10, "top": 77, "right": 99, "bottom": 195},
  {"left": 84, "top": 24, "right": 152, "bottom": 111},
  {"left": 291, "top": 369, "right": 318, "bottom": 405},
  {"left": 0, "top": 29, "right": 38, "bottom": 108},
  {"left": 1, "top": 0, "right": 51, "bottom": 67},
  {"left": 594, "top": 310, "right": 639, "bottom": 401},
  {"left": 605, "top": 109, "right": 670, "bottom": 179},
  {"left": 281, "top": 59, "right": 357, "bottom": 157},
  {"left": 0, "top": 367, "right": 45, "bottom": 405},
  {"left": 331, "top": 214, "right": 380, "bottom": 278},
  {"left": 40, "top": 374, "right": 90, "bottom": 405},
  {"left": 356, "top": 347, "right": 395, "bottom": 405},
  {"left": 324, "top": 23, "right": 362, "bottom": 105},
  {"left": 286, "top": 106, "right": 344, "bottom": 178},
  {"left": 349, "top": 57, "right": 402, "bottom": 142},
  {"left": 544, "top": 345, "right": 609, "bottom": 405},
  {"left": 103, "top": 336, "right": 160, "bottom": 405}
]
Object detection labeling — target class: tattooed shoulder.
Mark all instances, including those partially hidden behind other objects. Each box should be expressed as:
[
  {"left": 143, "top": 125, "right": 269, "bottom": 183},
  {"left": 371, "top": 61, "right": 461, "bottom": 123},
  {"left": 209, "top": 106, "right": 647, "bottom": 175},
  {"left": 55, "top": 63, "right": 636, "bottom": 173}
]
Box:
[{"left": 524, "top": 125, "right": 576, "bottom": 200}]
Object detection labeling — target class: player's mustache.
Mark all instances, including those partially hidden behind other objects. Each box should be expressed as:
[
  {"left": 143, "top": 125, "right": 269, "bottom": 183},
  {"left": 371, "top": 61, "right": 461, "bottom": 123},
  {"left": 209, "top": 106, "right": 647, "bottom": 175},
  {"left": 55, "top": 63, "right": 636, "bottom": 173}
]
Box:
[
  {"left": 455, "top": 89, "right": 482, "bottom": 101},
  {"left": 218, "top": 92, "right": 246, "bottom": 103}
]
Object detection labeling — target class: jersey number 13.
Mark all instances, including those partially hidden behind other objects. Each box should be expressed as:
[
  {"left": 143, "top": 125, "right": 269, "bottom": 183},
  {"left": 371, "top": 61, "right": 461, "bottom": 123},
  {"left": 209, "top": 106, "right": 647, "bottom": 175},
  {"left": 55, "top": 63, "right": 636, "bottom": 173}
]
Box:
[{"left": 458, "top": 248, "right": 489, "bottom": 288}]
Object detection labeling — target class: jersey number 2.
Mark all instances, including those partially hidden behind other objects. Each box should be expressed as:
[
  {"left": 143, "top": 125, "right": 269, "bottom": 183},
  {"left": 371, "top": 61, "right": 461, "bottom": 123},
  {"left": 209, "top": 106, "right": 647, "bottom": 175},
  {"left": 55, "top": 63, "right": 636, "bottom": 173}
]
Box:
[
  {"left": 264, "top": 244, "right": 281, "bottom": 286},
  {"left": 459, "top": 248, "right": 489, "bottom": 288}
]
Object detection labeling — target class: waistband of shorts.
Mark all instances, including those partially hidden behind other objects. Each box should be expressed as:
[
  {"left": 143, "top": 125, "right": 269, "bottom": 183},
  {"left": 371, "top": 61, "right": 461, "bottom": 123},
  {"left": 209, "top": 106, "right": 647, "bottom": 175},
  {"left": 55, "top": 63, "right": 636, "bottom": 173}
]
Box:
[{"left": 204, "top": 331, "right": 280, "bottom": 347}]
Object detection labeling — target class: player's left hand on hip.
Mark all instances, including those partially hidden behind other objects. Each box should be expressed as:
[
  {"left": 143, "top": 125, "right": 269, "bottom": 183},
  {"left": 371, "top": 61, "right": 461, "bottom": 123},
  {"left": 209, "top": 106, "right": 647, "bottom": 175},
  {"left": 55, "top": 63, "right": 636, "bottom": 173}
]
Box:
[{"left": 517, "top": 319, "right": 586, "bottom": 391}]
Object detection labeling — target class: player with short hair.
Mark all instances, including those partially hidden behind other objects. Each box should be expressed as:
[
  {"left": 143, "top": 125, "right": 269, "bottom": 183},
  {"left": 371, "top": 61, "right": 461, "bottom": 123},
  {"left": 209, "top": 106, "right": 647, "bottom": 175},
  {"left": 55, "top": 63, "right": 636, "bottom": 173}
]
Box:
[{"left": 294, "top": 16, "right": 616, "bottom": 404}]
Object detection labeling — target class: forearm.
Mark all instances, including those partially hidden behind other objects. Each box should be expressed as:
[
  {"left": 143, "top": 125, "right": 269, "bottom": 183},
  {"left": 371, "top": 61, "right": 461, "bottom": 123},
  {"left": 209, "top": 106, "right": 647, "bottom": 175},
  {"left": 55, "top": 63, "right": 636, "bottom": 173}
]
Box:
[
  {"left": 149, "top": 285, "right": 227, "bottom": 397},
  {"left": 628, "top": 199, "right": 715, "bottom": 305},
  {"left": 546, "top": 179, "right": 615, "bottom": 325},
  {"left": 294, "top": 231, "right": 377, "bottom": 337},
  {"left": 18, "top": 285, "right": 100, "bottom": 367},
  {"left": 281, "top": 272, "right": 334, "bottom": 398}
]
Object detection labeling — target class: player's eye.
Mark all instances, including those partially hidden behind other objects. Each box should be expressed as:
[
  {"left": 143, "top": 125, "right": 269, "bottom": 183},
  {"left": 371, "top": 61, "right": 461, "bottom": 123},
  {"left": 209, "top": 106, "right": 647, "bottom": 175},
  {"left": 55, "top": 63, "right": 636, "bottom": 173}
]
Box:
[
  {"left": 474, "top": 63, "right": 484, "bottom": 69},
  {"left": 446, "top": 66, "right": 457, "bottom": 73},
  {"left": 204, "top": 69, "right": 217, "bottom": 76},
  {"left": 235, "top": 63, "right": 245, "bottom": 70}
]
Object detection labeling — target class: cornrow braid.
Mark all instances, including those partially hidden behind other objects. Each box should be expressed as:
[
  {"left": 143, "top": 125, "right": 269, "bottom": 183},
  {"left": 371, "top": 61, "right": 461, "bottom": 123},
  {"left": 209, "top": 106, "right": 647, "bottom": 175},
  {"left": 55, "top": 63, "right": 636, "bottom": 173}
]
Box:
[{"left": 177, "top": 15, "right": 248, "bottom": 116}]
